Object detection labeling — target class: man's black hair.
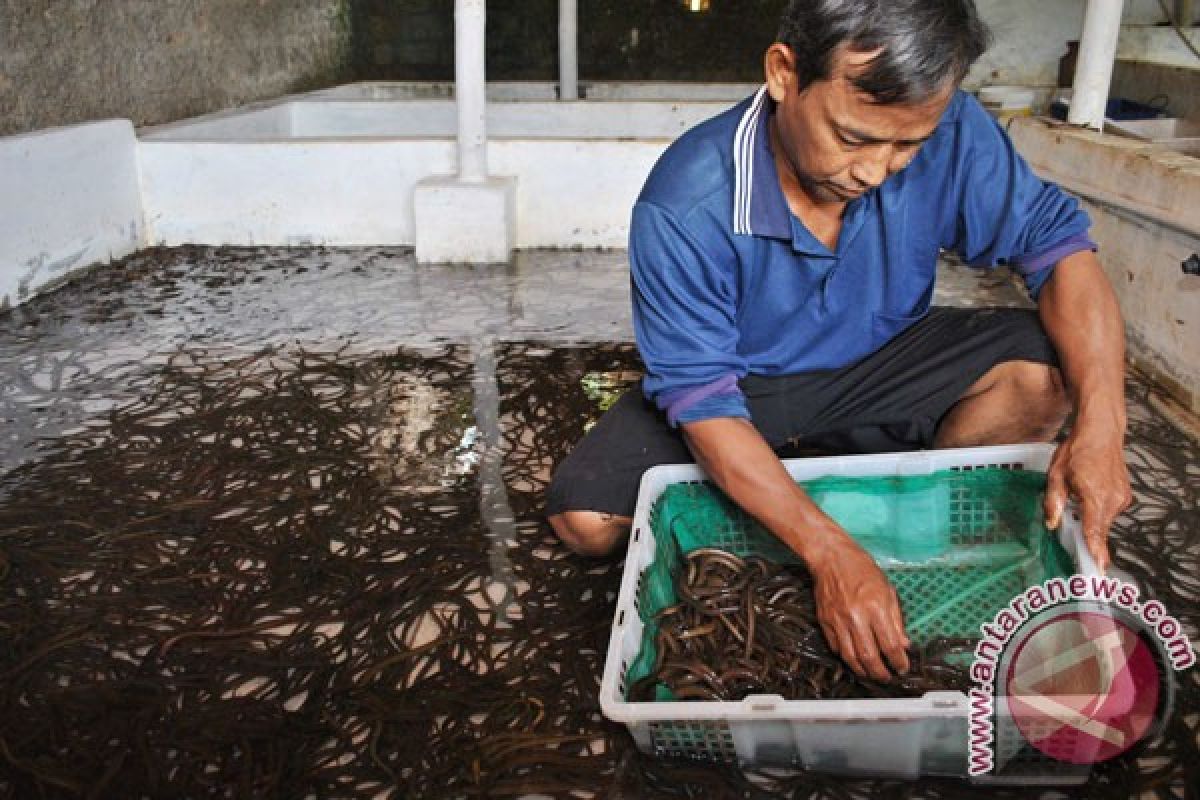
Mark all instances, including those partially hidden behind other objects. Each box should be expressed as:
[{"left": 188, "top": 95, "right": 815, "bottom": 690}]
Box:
[{"left": 777, "top": 0, "right": 991, "bottom": 104}]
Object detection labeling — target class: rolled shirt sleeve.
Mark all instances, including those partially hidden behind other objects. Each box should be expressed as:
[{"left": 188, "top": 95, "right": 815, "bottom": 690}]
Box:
[
  {"left": 951, "top": 96, "right": 1096, "bottom": 300},
  {"left": 630, "top": 201, "right": 750, "bottom": 426}
]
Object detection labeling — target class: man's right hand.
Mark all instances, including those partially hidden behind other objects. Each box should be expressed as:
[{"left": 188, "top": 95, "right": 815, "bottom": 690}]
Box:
[
  {"left": 681, "top": 416, "right": 912, "bottom": 682},
  {"left": 806, "top": 533, "right": 911, "bottom": 682}
]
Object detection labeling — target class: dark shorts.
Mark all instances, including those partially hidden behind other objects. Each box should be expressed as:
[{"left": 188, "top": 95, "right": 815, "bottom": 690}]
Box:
[{"left": 545, "top": 306, "right": 1059, "bottom": 518}]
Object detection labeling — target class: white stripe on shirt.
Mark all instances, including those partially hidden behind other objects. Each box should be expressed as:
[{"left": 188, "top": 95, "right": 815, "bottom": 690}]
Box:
[{"left": 732, "top": 85, "right": 768, "bottom": 236}]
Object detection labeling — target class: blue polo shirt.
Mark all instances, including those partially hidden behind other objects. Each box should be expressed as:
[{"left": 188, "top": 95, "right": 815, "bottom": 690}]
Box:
[{"left": 630, "top": 87, "right": 1095, "bottom": 426}]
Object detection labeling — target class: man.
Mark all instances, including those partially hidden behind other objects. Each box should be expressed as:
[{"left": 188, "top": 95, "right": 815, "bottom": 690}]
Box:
[{"left": 546, "top": 0, "right": 1131, "bottom": 684}]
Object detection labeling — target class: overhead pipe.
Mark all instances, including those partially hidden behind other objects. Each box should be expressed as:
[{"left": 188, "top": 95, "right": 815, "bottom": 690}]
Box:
[
  {"left": 1068, "top": 0, "right": 1125, "bottom": 130},
  {"left": 455, "top": 0, "right": 488, "bottom": 182},
  {"left": 559, "top": 0, "right": 579, "bottom": 100}
]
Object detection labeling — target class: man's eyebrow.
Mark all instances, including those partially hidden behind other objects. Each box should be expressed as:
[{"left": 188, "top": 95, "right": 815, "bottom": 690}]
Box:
[{"left": 836, "top": 122, "right": 937, "bottom": 146}]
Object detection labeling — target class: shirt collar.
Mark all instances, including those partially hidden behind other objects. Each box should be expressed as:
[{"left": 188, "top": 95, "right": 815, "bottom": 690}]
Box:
[
  {"left": 732, "top": 85, "right": 875, "bottom": 256},
  {"left": 731, "top": 85, "right": 792, "bottom": 241}
]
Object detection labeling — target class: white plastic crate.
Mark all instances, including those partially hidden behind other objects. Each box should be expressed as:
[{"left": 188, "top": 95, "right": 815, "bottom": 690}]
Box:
[{"left": 599, "top": 443, "right": 1097, "bottom": 781}]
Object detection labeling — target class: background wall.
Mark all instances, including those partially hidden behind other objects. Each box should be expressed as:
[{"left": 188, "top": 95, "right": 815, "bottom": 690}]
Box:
[
  {"left": 966, "top": 0, "right": 1085, "bottom": 87},
  {"left": 351, "top": 0, "right": 786, "bottom": 83},
  {"left": 351, "top": 0, "right": 1183, "bottom": 88},
  {"left": 0, "top": 0, "right": 352, "bottom": 137},
  {"left": 2, "top": 1, "right": 1191, "bottom": 139}
]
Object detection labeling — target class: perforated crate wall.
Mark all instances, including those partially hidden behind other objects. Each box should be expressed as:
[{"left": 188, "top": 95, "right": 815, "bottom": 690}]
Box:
[
  {"left": 634, "top": 469, "right": 1069, "bottom": 662},
  {"left": 647, "top": 720, "right": 738, "bottom": 763}
]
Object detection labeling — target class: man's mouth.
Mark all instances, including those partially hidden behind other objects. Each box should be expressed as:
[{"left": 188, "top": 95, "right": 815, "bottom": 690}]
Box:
[{"left": 826, "top": 182, "right": 866, "bottom": 200}]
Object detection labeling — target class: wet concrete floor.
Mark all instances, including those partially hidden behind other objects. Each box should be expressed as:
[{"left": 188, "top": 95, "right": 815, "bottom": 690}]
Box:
[{"left": 0, "top": 246, "right": 1196, "bottom": 798}]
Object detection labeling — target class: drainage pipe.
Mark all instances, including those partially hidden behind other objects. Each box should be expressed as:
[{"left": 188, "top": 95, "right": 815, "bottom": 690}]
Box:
[
  {"left": 456, "top": 0, "right": 488, "bottom": 182},
  {"left": 559, "top": 0, "right": 579, "bottom": 100},
  {"left": 1068, "top": 0, "right": 1125, "bottom": 130}
]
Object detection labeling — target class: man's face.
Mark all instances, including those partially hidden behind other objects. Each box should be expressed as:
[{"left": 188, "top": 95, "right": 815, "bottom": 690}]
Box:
[{"left": 766, "top": 46, "right": 954, "bottom": 205}]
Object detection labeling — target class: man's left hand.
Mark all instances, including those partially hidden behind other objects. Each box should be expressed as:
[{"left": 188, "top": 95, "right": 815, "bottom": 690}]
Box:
[{"left": 1043, "top": 430, "right": 1132, "bottom": 573}]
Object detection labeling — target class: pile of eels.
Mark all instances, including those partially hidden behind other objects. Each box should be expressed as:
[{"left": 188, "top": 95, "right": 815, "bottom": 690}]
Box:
[{"left": 630, "top": 549, "right": 972, "bottom": 702}]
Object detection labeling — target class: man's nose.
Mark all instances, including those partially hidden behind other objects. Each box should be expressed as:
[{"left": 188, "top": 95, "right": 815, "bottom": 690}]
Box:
[
  {"left": 851, "top": 145, "right": 904, "bottom": 189},
  {"left": 850, "top": 149, "right": 889, "bottom": 189}
]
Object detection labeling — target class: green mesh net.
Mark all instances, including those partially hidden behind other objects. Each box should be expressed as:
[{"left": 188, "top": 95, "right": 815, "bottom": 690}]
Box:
[{"left": 626, "top": 468, "right": 1075, "bottom": 698}]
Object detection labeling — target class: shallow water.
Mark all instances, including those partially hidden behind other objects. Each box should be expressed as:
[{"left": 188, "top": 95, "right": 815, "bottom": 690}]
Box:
[{"left": 0, "top": 247, "right": 1196, "bottom": 798}]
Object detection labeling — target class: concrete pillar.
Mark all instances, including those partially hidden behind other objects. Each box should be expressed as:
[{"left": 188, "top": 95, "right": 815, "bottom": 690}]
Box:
[
  {"left": 456, "top": 0, "right": 488, "bottom": 182},
  {"left": 1068, "top": 0, "right": 1124, "bottom": 130},
  {"left": 559, "top": 0, "right": 579, "bottom": 101},
  {"left": 414, "top": 0, "right": 516, "bottom": 264}
]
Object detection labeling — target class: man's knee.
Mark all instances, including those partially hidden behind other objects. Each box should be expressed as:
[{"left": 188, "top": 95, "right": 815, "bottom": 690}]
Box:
[
  {"left": 548, "top": 510, "right": 630, "bottom": 557},
  {"left": 1006, "top": 361, "right": 1070, "bottom": 427},
  {"left": 974, "top": 362, "right": 1070, "bottom": 441},
  {"left": 939, "top": 360, "right": 1071, "bottom": 447}
]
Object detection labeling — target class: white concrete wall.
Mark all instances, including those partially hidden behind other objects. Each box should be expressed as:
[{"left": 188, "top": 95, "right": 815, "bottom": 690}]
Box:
[
  {"left": 139, "top": 140, "right": 453, "bottom": 246},
  {"left": 289, "top": 101, "right": 458, "bottom": 137},
  {"left": 146, "top": 99, "right": 731, "bottom": 141},
  {"left": 295, "top": 100, "right": 727, "bottom": 139},
  {"left": 0, "top": 120, "right": 144, "bottom": 309},
  {"left": 301, "top": 81, "right": 758, "bottom": 102},
  {"left": 301, "top": 81, "right": 546, "bottom": 102},
  {"left": 494, "top": 139, "right": 663, "bottom": 247},
  {"left": 583, "top": 82, "right": 760, "bottom": 100},
  {"left": 138, "top": 90, "right": 703, "bottom": 249},
  {"left": 140, "top": 103, "right": 294, "bottom": 141},
  {"left": 1117, "top": 25, "right": 1200, "bottom": 68},
  {"left": 139, "top": 136, "right": 664, "bottom": 249}
]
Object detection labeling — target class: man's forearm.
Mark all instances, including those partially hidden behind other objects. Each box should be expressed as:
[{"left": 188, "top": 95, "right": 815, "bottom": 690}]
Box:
[
  {"left": 1036, "top": 249, "right": 1131, "bottom": 570},
  {"left": 1037, "top": 250, "right": 1126, "bottom": 437},
  {"left": 680, "top": 416, "right": 846, "bottom": 566},
  {"left": 680, "top": 414, "right": 913, "bottom": 679}
]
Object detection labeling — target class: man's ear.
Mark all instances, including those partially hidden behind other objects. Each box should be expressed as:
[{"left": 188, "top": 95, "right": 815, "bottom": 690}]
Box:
[{"left": 764, "top": 43, "right": 796, "bottom": 104}]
